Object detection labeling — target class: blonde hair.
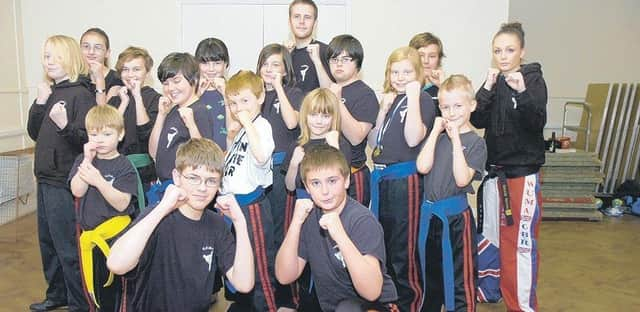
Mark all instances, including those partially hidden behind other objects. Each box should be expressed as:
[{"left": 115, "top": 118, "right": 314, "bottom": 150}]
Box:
[
  {"left": 438, "top": 74, "right": 475, "bottom": 101},
  {"left": 115, "top": 46, "right": 154, "bottom": 73},
  {"left": 43, "top": 35, "right": 88, "bottom": 83},
  {"left": 85, "top": 105, "right": 124, "bottom": 133},
  {"left": 298, "top": 88, "right": 341, "bottom": 145},
  {"left": 225, "top": 70, "right": 264, "bottom": 99},
  {"left": 408, "top": 32, "right": 446, "bottom": 67},
  {"left": 383, "top": 47, "right": 424, "bottom": 93},
  {"left": 175, "top": 138, "right": 225, "bottom": 175}
]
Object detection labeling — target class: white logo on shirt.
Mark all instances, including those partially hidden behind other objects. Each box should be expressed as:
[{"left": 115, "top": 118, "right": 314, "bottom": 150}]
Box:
[
  {"left": 202, "top": 246, "right": 214, "bottom": 272},
  {"left": 103, "top": 175, "right": 115, "bottom": 185},
  {"left": 273, "top": 99, "right": 280, "bottom": 114},
  {"left": 399, "top": 106, "right": 408, "bottom": 124},
  {"left": 166, "top": 127, "right": 178, "bottom": 148},
  {"left": 300, "top": 65, "right": 310, "bottom": 82},
  {"left": 333, "top": 245, "right": 346, "bottom": 268}
]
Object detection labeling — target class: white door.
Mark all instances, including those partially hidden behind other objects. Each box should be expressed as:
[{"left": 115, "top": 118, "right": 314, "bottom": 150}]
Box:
[{"left": 179, "top": 0, "right": 350, "bottom": 75}]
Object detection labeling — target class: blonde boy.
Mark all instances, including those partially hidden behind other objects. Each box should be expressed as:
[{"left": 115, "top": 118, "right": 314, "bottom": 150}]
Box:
[
  {"left": 223, "top": 70, "right": 278, "bottom": 311},
  {"left": 416, "top": 75, "right": 487, "bottom": 312},
  {"left": 69, "top": 105, "right": 138, "bottom": 310}
]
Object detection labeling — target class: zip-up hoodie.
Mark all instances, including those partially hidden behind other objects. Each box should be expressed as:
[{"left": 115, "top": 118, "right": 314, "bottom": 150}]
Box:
[
  {"left": 471, "top": 63, "right": 548, "bottom": 177},
  {"left": 27, "top": 76, "right": 95, "bottom": 188}
]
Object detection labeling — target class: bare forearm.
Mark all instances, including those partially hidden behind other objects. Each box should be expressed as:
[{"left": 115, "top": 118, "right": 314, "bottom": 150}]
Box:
[
  {"left": 226, "top": 221, "right": 254, "bottom": 293},
  {"left": 367, "top": 109, "right": 387, "bottom": 148},
  {"left": 134, "top": 96, "right": 151, "bottom": 125},
  {"left": 95, "top": 78, "right": 106, "bottom": 106},
  {"left": 339, "top": 105, "right": 370, "bottom": 145},
  {"left": 417, "top": 132, "right": 439, "bottom": 174},
  {"left": 285, "top": 163, "right": 299, "bottom": 191},
  {"left": 95, "top": 180, "right": 132, "bottom": 212},
  {"left": 404, "top": 98, "right": 427, "bottom": 147},
  {"left": 451, "top": 138, "right": 474, "bottom": 187},
  {"left": 275, "top": 88, "right": 299, "bottom": 129},
  {"left": 313, "top": 60, "right": 333, "bottom": 88},
  {"left": 243, "top": 123, "right": 269, "bottom": 165},
  {"left": 148, "top": 115, "right": 166, "bottom": 160},
  {"left": 70, "top": 174, "right": 89, "bottom": 198},
  {"left": 334, "top": 235, "right": 383, "bottom": 301},
  {"left": 275, "top": 222, "right": 304, "bottom": 284},
  {"left": 185, "top": 122, "right": 203, "bottom": 139}
]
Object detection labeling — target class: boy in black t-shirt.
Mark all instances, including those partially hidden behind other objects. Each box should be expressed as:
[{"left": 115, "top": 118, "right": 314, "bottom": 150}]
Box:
[
  {"left": 107, "top": 138, "right": 255, "bottom": 312},
  {"left": 108, "top": 46, "right": 161, "bottom": 191},
  {"left": 287, "top": 0, "right": 333, "bottom": 93},
  {"left": 276, "top": 145, "right": 398, "bottom": 312},
  {"left": 147, "top": 52, "right": 217, "bottom": 204},
  {"left": 416, "top": 75, "right": 487, "bottom": 312},
  {"left": 326, "top": 34, "right": 378, "bottom": 207},
  {"left": 69, "top": 105, "right": 138, "bottom": 310}
]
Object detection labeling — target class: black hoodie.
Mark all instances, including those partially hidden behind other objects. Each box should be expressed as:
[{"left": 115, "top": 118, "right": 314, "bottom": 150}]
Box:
[
  {"left": 27, "top": 76, "right": 95, "bottom": 188},
  {"left": 471, "top": 63, "right": 548, "bottom": 177}
]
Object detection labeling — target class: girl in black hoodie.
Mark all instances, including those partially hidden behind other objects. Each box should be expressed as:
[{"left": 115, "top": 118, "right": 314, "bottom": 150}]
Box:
[
  {"left": 27, "top": 35, "right": 94, "bottom": 312},
  {"left": 471, "top": 22, "right": 547, "bottom": 312}
]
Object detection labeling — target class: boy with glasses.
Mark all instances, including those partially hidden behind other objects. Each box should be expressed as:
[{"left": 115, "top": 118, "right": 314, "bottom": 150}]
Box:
[
  {"left": 327, "top": 34, "right": 378, "bottom": 207},
  {"left": 107, "top": 138, "right": 255, "bottom": 312}
]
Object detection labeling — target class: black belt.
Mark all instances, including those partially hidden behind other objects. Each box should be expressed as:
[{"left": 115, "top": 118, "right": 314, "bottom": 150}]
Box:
[{"left": 477, "top": 166, "right": 514, "bottom": 234}]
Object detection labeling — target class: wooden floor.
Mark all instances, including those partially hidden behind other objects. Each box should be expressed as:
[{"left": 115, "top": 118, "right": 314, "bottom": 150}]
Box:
[{"left": 1, "top": 205, "right": 639, "bottom": 311}]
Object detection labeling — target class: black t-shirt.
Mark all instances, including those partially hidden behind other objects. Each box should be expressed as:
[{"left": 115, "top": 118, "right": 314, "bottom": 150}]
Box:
[
  {"left": 298, "top": 197, "right": 398, "bottom": 310},
  {"left": 155, "top": 99, "right": 216, "bottom": 181},
  {"left": 423, "top": 83, "right": 440, "bottom": 116},
  {"left": 341, "top": 80, "right": 379, "bottom": 168},
  {"left": 281, "top": 137, "right": 352, "bottom": 190},
  {"left": 423, "top": 132, "right": 487, "bottom": 201},
  {"left": 372, "top": 92, "right": 436, "bottom": 164},
  {"left": 105, "top": 69, "right": 124, "bottom": 91},
  {"left": 128, "top": 206, "right": 236, "bottom": 312},
  {"left": 261, "top": 86, "right": 304, "bottom": 152},
  {"left": 89, "top": 69, "right": 124, "bottom": 93},
  {"left": 199, "top": 89, "right": 227, "bottom": 150},
  {"left": 290, "top": 40, "right": 333, "bottom": 93},
  {"left": 69, "top": 154, "right": 138, "bottom": 230},
  {"left": 108, "top": 86, "right": 161, "bottom": 155}
]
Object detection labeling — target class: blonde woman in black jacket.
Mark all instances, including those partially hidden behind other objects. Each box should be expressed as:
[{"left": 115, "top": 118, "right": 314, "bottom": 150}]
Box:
[{"left": 471, "top": 22, "right": 547, "bottom": 312}]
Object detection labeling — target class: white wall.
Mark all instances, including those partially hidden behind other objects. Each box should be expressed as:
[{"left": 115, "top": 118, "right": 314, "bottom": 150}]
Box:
[
  {"left": 351, "top": 0, "right": 509, "bottom": 92},
  {"left": 0, "top": 0, "right": 28, "bottom": 153},
  {"left": 15, "top": 0, "right": 509, "bottom": 151},
  {"left": 509, "top": 0, "right": 640, "bottom": 136}
]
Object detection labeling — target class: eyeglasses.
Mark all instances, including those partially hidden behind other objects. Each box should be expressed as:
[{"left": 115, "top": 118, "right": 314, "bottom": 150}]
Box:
[
  {"left": 329, "top": 56, "right": 354, "bottom": 65},
  {"left": 181, "top": 174, "right": 219, "bottom": 188},
  {"left": 81, "top": 43, "right": 106, "bottom": 53}
]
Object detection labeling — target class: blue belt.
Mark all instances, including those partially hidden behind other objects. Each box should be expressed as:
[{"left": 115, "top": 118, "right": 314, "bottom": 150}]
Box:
[
  {"left": 418, "top": 194, "right": 468, "bottom": 312},
  {"left": 295, "top": 188, "right": 310, "bottom": 199},
  {"left": 223, "top": 187, "right": 265, "bottom": 227},
  {"left": 145, "top": 179, "right": 173, "bottom": 207},
  {"left": 272, "top": 151, "right": 286, "bottom": 166},
  {"left": 369, "top": 161, "right": 417, "bottom": 218},
  {"left": 224, "top": 186, "right": 265, "bottom": 294}
]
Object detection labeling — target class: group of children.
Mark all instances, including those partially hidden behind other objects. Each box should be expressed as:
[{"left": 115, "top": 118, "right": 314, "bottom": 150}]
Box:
[{"left": 26, "top": 0, "right": 547, "bottom": 311}]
